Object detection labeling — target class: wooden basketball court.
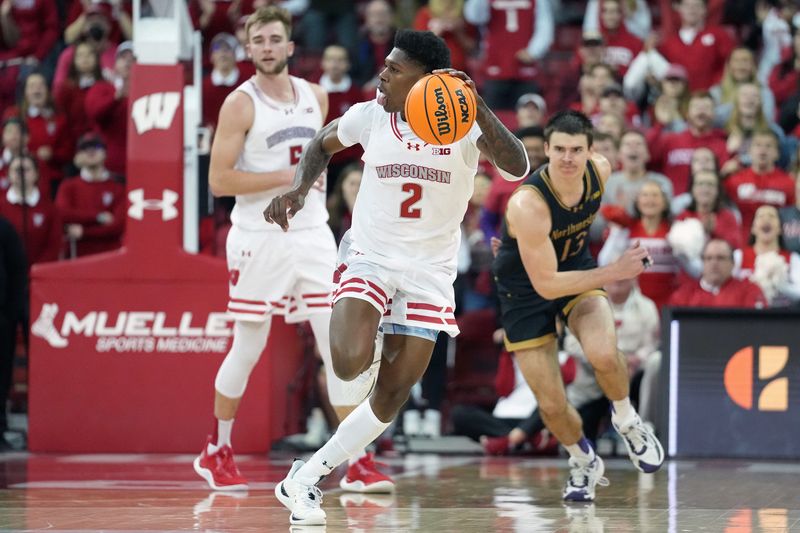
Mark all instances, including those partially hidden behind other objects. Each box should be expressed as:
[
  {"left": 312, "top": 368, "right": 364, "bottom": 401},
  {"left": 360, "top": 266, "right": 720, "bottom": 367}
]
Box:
[{"left": 1, "top": 452, "right": 797, "bottom": 531}]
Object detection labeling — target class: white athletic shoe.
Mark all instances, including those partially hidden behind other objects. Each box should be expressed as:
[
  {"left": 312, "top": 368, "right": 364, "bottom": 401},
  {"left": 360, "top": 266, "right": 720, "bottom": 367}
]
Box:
[
  {"left": 562, "top": 456, "right": 609, "bottom": 502},
  {"left": 613, "top": 416, "right": 665, "bottom": 473},
  {"left": 275, "top": 459, "right": 326, "bottom": 526}
]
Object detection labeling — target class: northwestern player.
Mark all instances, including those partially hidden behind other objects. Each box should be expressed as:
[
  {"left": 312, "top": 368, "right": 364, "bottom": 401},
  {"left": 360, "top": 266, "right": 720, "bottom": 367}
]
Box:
[{"left": 494, "top": 110, "right": 664, "bottom": 502}]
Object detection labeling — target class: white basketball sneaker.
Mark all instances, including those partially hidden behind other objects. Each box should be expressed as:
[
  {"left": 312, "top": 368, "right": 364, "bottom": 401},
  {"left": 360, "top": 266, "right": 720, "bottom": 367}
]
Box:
[
  {"left": 562, "top": 456, "right": 609, "bottom": 502},
  {"left": 275, "top": 459, "right": 326, "bottom": 526},
  {"left": 613, "top": 415, "right": 665, "bottom": 473}
]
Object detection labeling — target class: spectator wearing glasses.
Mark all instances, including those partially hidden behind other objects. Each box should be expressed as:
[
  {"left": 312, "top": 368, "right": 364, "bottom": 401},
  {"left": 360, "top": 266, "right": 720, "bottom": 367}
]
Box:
[{"left": 669, "top": 238, "right": 767, "bottom": 308}]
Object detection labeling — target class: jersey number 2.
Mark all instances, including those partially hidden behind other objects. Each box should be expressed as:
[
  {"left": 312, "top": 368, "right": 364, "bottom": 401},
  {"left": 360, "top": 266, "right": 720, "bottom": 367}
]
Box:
[{"left": 400, "top": 183, "right": 422, "bottom": 219}]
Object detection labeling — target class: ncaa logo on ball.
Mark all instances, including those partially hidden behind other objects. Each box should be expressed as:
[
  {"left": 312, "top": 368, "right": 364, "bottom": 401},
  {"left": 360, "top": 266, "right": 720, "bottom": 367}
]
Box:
[{"left": 455, "top": 88, "right": 470, "bottom": 124}]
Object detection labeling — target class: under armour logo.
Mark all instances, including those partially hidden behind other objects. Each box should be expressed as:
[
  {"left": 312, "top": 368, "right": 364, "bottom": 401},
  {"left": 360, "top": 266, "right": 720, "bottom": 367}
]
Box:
[
  {"left": 127, "top": 188, "right": 179, "bottom": 221},
  {"left": 131, "top": 92, "right": 180, "bottom": 134},
  {"left": 284, "top": 108, "right": 294, "bottom": 115},
  {"left": 407, "top": 142, "right": 420, "bottom": 151}
]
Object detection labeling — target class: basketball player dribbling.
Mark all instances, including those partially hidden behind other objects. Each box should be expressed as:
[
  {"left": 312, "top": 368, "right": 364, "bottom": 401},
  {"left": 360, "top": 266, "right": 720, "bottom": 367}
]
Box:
[
  {"left": 494, "top": 110, "right": 664, "bottom": 502},
  {"left": 193, "top": 6, "right": 393, "bottom": 494},
  {"left": 264, "top": 29, "right": 530, "bottom": 526}
]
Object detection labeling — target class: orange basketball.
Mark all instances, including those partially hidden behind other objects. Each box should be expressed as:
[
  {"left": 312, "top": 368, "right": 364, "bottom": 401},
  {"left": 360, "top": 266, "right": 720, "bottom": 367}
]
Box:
[{"left": 404, "top": 74, "right": 477, "bottom": 146}]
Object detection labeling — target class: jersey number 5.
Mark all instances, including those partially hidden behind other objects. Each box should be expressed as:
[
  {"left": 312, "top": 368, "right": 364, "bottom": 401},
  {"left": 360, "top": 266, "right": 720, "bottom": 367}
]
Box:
[
  {"left": 400, "top": 183, "right": 422, "bottom": 219},
  {"left": 290, "top": 145, "right": 303, "bottom": 165}
]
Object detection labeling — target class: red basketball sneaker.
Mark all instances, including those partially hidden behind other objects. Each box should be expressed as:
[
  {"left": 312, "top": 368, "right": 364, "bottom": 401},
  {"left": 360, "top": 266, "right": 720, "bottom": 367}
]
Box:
[
  {"left": 193, "top": 437, "right": 249, "bottom": 491},
  {"left": 339, "top": 453, "right": 395, "bottom": 493}
]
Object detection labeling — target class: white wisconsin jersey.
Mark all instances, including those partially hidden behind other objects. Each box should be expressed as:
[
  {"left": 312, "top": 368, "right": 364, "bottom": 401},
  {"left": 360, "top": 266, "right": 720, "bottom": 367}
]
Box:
[
  {"left": 338, "top": 100, "right": 482, "bottom": 269},
  {"left": 231, "top": 76, "right": 327, "bottom": 231}
]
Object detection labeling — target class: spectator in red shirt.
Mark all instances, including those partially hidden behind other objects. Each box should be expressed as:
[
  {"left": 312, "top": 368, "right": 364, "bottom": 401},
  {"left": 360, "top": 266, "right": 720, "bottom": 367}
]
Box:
[
  {"left": 675, "top": 168, "right": 742, "bottom": 249},
  {"left": 0, "top": 118, "right": 26, "bottom": 192},
  {"left": 595, "top": 0, "right": 643, "bottom": 77},
  {"left": 769, "top": 28, "right": 800, "bottom": 111},
  {"left": 0, "top": 0, "right": 58, "bottom": 112},
  {"left": 734, "top": 204, "right": 800, "bottom": 306},
  {"left": 479, "top": 126, "right": 545, "bottom": 241},
  {"left": 721, "top": 83, "right": 788, "bottom": 176},
  {"left": 56, "top": 5, "right": 129, "bottom": 92},
  {"left": 203, "top": 33, "right": 241, "bottom": 131},
  {"left": 55, "top": 133, "right": 125, "bottom": 259},
  {"left": 352, "top": 0, "right": 396, "bottom": 96},
  {"left": 5, "top": 72, "right": 72, "bottom": 199},
  {"left": 670, "top": 238, "right": 767, "bottom": 308},
  {"left": 560, "top": 32, "right": 607, "bottom": 110},
  {"left": 584, "top": 0, "right": 652, "bottom": 40},
  {"left": 326, "top": 162, "right": 362, "bottom": 244},
  {"left": 63, "top": 0, "right": 132, "bottom": 48},
  {"left": 649, "top": 91, "right": 728, "bottom": 195},
  {"left": 413, "top": 0, "right": 477, "bottom": 73},
  {"left": 515, "top": 92, "right": 547, "bottom": 128},
  {"left": 0, "top": 0, "right": 18, "bottom": 50},
  {"left": 644, "top": 64, "right": 689, "bottom": 132},
  {"left": 655, "top": 0, "right": 734, "bottom": 91},
  {"left": 599, "top": 180, "right": 679, "bottom": 309},
  {"left": 0, "top": 155, "right": 61, "bottom": 266},
  {"left": 711, "top": 47, "right": 776, "bottom": 126},
  {"left": 190, "top": 0, "right": 251, "bottom": 69},
  {"left": 724, "top": 130, "right": 795, "bottom": 244},
  {"left": 597, "top": 82, "right": 640, "bottom": 129},
  {"left": 54, "top": 40, "right": 104, "bottom": 141},
  {"left": 464, "top": 0, "right": 554, "bottom": 109},
  {"left": 85, "top": 41, "right": 133, "bottom": 176},
  {"left": 317, "top": 44, "right": 364, "bottom": 184},
  {"left": 232, "top": 15, "right": 256, "bottom": 79}
]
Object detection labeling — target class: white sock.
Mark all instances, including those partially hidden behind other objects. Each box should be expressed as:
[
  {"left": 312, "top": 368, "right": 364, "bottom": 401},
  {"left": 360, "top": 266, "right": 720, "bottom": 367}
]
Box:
[
  {"left": 294, "top": 401, "right": 390, "bottom": 485},
  {"left": 611, "top": 397, "right": 637, "bottom": 427},
  {"left": 207, "top": 419, "right": 234, "bottom": 454},
  {"left": 564, "top": 436, "right": 595, "bottom": 462},
  {"left": 348, "top": 448, "right": 367, "bottom": 466}
]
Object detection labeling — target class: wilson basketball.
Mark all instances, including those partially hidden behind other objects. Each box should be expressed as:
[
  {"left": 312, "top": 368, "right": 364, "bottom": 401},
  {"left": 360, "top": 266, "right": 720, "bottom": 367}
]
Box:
[{"left": 404, "top": 74, "right": 477, "bottom": 146}]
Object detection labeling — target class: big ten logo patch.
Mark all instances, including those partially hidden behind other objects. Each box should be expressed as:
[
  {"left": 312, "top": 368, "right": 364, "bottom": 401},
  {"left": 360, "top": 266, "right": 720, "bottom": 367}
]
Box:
[{"left": 724, "top": 346, "right": 789, "bottom": 411}]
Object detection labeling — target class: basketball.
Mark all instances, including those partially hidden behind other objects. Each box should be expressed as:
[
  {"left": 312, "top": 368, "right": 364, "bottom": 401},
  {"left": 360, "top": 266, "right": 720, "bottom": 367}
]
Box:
[{"left": 404, "top": 74, "right": 477, "bottom": 146}]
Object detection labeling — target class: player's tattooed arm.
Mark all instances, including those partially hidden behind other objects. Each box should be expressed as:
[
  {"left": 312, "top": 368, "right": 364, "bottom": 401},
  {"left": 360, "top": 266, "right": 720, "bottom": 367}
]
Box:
[
  {"left": 475, "top": 104, "right": 529, "bottom": 178},
  {"left": 432, "top": 68, "right": 528, "bottom": 178},
  {"left": 290, "top": 119, "right": 339, "bottom": 195},
  {"left": 264, "top": 119, "right": 345, "bottom": 231}
]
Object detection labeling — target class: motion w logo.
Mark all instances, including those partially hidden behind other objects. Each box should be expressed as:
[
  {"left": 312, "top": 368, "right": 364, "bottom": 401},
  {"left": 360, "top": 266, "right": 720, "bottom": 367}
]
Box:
[{"left": 131, "top": 92, "right": 181, "bottom": 134}]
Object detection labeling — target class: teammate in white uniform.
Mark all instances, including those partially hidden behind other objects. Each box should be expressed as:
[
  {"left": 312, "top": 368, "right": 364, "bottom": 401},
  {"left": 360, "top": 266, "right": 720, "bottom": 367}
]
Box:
[
  {"left": 193, "top": 5, "right": 392, "bottom": 493},
  {"left": 266, "top": 29, "right": 530, "bottom": 526}
]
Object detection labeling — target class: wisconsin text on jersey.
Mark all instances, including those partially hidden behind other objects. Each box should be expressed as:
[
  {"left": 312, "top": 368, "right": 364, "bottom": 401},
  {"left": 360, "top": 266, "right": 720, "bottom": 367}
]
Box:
[{"left": 375, "top": 163, "right": 452, "bottom": 184}]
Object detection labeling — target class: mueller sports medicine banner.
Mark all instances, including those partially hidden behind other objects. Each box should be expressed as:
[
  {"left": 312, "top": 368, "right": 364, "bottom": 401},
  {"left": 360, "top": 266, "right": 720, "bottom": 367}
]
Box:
[
  {"left": 663, "top": 308, "right": 800, "bottom": 459},
  {"left": 28, "top": 63, "right": 304, "bottom": 453}
]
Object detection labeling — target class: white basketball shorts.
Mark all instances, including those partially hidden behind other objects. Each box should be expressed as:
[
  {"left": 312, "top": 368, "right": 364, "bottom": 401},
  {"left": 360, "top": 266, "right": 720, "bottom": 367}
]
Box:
[
  {"left": 226, "top": 223, "right": 336, "bottom": 323},
  {"left": 332, "top": 232, "right": 459, "bottom": 337}
]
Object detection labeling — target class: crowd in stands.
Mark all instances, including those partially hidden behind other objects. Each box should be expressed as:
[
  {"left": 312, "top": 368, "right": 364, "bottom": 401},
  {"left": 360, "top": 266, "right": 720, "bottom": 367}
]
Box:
[{"left": 2, "top": 0, "right": 800, "bottom": 453}]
